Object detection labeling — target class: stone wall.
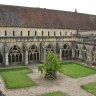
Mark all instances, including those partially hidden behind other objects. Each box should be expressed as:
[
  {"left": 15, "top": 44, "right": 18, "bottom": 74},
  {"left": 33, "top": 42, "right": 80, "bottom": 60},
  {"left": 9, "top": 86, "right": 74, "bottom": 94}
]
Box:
[{"left": 0, "top": 27, "right": 95, "bottom": 67}]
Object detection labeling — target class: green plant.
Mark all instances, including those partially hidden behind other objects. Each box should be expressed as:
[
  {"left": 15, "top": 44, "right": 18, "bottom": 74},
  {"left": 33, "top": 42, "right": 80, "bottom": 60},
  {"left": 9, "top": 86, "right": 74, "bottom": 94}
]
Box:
[{"left": 38, "top": 52, "right": 62, "bottom": 79}]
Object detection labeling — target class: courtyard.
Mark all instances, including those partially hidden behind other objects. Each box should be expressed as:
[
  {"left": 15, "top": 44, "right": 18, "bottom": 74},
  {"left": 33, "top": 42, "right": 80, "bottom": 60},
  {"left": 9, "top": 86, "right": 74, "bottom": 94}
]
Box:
[{"left": 0, "top": 61, "right": 96, "bottom": 96}]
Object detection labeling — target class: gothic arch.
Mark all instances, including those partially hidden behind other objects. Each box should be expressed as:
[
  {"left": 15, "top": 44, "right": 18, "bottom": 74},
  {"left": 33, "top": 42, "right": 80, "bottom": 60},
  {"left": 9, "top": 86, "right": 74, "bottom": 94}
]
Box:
[
  {"left": 62, "top": 44, "right": 72, "bottom": 59},
  {"left": 28, "top": 45, "right": 39, "bottom": 62},
  {"left": 82, "top": 45, "right": 87, "bottom": 60},
  {"left": 46, "top": 44, "right": 54, "bottom": 53},
  {"left": 75, "top": 45, "right": 79, "bottom": 58},
  {"left": 8, "top": 45, "right": 22, "bottom": 64}
]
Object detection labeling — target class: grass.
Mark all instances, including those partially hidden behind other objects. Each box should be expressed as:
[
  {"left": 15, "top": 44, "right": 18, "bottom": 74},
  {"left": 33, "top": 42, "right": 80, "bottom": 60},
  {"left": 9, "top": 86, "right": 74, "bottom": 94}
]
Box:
[
  {"left": 0, "top": 67, "right": 37, "bottom": 89},
  {"left": 61, "top": 61, "right": 96, "bottom": 78},
  {"left": 81, "top": 82, "right": 96, "bottom": 95},
  {"left": 39, "top": 91, "right": 68, "bottom": 96}
]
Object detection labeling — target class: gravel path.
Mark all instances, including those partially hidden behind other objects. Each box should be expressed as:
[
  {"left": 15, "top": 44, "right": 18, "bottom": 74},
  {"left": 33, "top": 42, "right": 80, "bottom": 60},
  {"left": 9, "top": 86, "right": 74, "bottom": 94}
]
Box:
[{"left": 0, "top": 65, "right": 96, "bottom": 96}]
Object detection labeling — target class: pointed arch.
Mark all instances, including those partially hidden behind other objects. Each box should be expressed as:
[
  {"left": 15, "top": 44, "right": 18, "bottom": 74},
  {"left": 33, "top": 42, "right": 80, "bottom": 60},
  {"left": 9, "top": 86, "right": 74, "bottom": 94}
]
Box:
[
  {"left": 28, "top": 45, "right": 39, "bottom": 62},
  {"left": 62, "top": 44, "right": 72, "bottom": 59},
  {"left": 46, "top": 44, "right": 54, "bottom": 53},
  {"left": 75, "top": 45, "right": 79, "bottom": 58},
  {"left": 8, "top": 45, "right": 22, "bottom": 64}
]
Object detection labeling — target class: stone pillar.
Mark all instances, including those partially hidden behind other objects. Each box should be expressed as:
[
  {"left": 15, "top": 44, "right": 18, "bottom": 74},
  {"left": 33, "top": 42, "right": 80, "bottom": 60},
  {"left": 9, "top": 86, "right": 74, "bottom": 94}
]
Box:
[
  {"left": 43, "top": 48, "right": 46, "bottom": 62},
  {"left": 72, "top": 42, "right": 75, "bottom": 59},
  {"left": 4, "top": 43, "right": 9, "bottom": 66},
  {"left": 60, "top": 48, "right": 62, "bottom": 60},
  {"left": 25, "top": 50, "right": 28, "bottom": 65},
  {"left": 5, "top": 52, "right": 9, "bottom": 66},
  {"left": 72, "top": 49, "right": 75, "bottom": 59},
  {"left": 88, "top": 51, "right": 92, "bottom": 63},
  {"left": 41, "top": 43, "right": 46, "bottom": 62},
  {"left": 79, "top": 50, "right": 82, "bottom": 60},
  {"left": 23, "top": 42, "right": 28, "bottom": 65}
]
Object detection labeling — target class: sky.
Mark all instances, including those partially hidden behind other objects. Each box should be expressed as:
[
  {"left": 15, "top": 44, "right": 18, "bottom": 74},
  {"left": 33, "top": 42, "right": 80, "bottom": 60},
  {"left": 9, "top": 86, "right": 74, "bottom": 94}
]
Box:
[{"left": 0, "top": 0, "right": 96, "bottom": 15}]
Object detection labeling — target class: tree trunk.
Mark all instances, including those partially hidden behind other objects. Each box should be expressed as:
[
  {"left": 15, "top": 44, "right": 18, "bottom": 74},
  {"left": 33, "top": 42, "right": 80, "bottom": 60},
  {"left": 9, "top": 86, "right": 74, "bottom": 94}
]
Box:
[{"left": 45, "top": 71, "right": 56, "bottom": 80}]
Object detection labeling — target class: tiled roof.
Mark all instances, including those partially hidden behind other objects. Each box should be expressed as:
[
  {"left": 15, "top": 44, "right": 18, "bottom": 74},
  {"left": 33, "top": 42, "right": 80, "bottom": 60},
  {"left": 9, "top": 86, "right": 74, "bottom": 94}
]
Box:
[{"left": 0, "top": 5, "right": 96, "bottom": 30}]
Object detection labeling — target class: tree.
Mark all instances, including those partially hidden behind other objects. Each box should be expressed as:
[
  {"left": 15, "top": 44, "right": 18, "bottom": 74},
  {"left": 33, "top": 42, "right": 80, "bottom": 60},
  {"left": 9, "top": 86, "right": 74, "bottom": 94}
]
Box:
[{"left": 38, "top": 52, "right": 62, "bottom": 80}]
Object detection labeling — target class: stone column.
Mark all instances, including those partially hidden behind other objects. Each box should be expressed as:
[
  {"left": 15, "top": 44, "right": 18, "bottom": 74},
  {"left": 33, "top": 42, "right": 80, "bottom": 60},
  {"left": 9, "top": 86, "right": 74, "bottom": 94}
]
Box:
[
  {"left": 4, "top": 43, "right": 9, "bottom": 66},
  {"left": 79, "top": 50, "right": 82, "bottom": 60},
  {"left": 72, "top": 42, "right": 75, "bottom": 59},
  {"left": 23, "top": 42, "right": 28, "bottom": 65},
  {"left": 72, "top": 49, "right": 75, "bottom": 59},
  {"left": 25, "top": 50, "right": 28, "bottom": 65},
  {"left": 43, "top": 48, "right": 46, "bottom": 62},
  {"left": 59, "top": 48, "right": 62, "bottom": 60},
  {"left": 5, "top": 52, "right": 9, "bottom": 66},
  {"left": 41, "top": 43, "right": 46, "bottom": 62}
]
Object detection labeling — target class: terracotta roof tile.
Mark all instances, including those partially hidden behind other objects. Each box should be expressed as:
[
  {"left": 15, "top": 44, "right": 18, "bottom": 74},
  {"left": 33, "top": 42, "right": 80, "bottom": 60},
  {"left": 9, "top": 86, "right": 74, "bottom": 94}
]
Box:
[{"left": 0, "top": 5, "right": 96, "bottom": 30}]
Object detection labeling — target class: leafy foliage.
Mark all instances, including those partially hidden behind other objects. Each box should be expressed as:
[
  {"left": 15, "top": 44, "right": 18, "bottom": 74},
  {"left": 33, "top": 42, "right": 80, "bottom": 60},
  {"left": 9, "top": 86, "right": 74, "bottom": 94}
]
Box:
[{"left": 38, "top": 52, "right": 62, "bottom": 79}]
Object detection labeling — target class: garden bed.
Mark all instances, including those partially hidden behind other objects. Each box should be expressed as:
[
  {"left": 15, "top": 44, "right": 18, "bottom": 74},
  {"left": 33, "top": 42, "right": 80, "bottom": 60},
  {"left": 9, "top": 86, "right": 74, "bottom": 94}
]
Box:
[
  {"left": 0, "top": 67, "right": 37, "bottom": 89},
  {"left": 61, "top": 61, "right": 96, "bottom": 78},
  {"left": 81, "top": 82, "right": 96, "bottom": 95}
]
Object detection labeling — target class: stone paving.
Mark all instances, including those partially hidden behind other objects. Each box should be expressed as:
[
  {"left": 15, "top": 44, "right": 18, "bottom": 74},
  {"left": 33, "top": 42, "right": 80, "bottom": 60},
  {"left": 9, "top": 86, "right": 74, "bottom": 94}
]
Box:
[{"left": 0, "top": 65, "right": 96, "bottom": 96}]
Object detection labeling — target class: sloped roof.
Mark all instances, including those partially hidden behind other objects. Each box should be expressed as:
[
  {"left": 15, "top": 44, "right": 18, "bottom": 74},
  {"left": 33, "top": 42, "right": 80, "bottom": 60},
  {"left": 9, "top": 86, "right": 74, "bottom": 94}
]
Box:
[{"left": 0, "top": 4, "right": 96, "bottom": 30}]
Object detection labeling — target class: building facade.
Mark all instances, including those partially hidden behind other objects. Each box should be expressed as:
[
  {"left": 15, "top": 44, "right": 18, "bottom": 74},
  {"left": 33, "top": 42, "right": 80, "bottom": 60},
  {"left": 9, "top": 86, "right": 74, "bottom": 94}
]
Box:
[{"left": 0, "top": 5, "right": 96, "bottom": 66}]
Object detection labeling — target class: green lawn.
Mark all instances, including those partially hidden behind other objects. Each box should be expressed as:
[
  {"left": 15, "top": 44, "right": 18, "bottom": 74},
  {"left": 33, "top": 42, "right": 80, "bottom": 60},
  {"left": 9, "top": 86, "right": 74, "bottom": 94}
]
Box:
[
  {"left": 0, "top": 67, "right": 37, "bottom": 89},
  {"left": 61, "top": 61, "right": 96, "bottom": 78},
  {"left": 40, "top": 91, "right": 68, "bottom": 96},
  {"left": 81, "top": 82, "right": 96, "bottom": 95}
]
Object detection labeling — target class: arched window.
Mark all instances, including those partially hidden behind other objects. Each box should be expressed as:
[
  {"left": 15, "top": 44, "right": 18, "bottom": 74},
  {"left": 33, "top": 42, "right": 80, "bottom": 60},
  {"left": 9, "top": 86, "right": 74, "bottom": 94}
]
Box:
[
  {"left": 62, "top": 44, "right": 72, "bottom": 59},
  {"left": 48, "top": 31, "right": 50, "bottom": 36},
  {"left": 13, "top": 31, "right": 15, "bottom": 36},
  {"left": 42, "top": 31, "right": 43, "bottom": 36},
  {"left": 35, "top": 31, "right": 37, "bottom": 36},
  {"left": 46, "top": 44, "right": 54, "bottom": 53},
  {"left": 75, "top": 45, "right": 79, "bottom": 58},
  {"left": 21, "top": 31, "right": 22, "bottom": 36},
  {"left": 28, "top": 45, "right": 39, "bottom": 62},
  {"left": 28, "top": 31, "right": 30, "bottom": 36},
  {"left": 65, "top": 32, "right": 67, "bottom": 36},
  {"left": 5, "top": 31, "right": 7, "bottom": 36},
  {"left": 54, "top": 31, "right": 56, "bottom": 36},
  {"left": 60, "top": 32, "right": 61, "bottom": 36},
  {"left": 8, "top": 45, "right": 22, "bottom": 64}
]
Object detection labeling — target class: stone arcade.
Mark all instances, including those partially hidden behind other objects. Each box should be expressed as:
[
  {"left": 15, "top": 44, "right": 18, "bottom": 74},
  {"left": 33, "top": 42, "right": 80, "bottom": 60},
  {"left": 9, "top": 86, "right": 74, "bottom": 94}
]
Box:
[{"left": 0, "top": 5, "right": 96, "bottom": 66}]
